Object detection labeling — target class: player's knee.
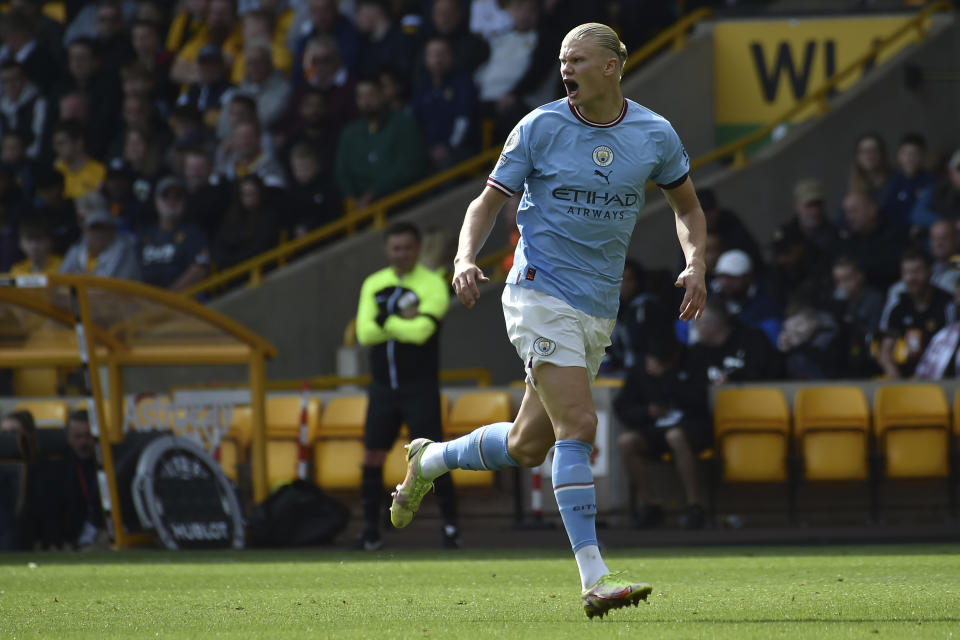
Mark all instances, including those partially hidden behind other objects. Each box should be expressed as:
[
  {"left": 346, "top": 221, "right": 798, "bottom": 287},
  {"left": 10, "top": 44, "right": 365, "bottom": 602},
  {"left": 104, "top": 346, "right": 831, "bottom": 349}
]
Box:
[{"left": 555, "top": 408, "right": 597, "bottom": 443}]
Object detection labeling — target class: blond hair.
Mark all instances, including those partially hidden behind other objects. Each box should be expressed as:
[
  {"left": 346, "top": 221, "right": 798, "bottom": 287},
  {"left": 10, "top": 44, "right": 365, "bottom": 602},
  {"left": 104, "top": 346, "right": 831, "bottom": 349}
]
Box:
[{"left": 563, "top": 23, "right": 628, "bottom": 77}]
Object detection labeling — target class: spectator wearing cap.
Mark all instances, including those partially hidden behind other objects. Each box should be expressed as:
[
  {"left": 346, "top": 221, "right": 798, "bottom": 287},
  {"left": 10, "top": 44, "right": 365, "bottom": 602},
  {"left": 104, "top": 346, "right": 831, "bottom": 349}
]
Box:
[
  {"left": 614, "top": 331, "right": 711, "bottom": 530},
  {"left": 172, "top": 0, "right": 244, "bottom": 85},
  {"left": 353, "top": 0, "right": 414, "bottom": 79},
  {"left": 411, "top": 36, "right": 478, "bottom": 172},
  {"left": 138, "top": 176, "right": 210, "bottom": 291},
  {"left": 912, "top": 148, "right": 960, "bottom": 230},
  {"left": 10, "top": 218, "right": 61, "bottom": 276},
  {"left": 52, "top": 121, "right": 106, "bottom": 201},
  {"left": 334, "top": 76, "right": 426, "bottom": 210},
  {"left": 879, "top": 133, "right": 935, "bottom": 234},
  {"left": 774, "top": 178, "right": 839, "bottom": 255},
  {"left": 0, "top": 60, "right": 49, "bottom": 161},
  {"left": 836, "top": 190, "right": 906, "bottom": 291},
  {"left": 877, "top": 247, "right": 955, "bottom": 378},
  {"left": 175, "top": 43, "right": 234, "bottom": 130},
  {"left": 708, "top": 248, "right": 782, "bottom": 346},
  {"left": 60, "top": 205, "right": 141, "bottom": 280}
]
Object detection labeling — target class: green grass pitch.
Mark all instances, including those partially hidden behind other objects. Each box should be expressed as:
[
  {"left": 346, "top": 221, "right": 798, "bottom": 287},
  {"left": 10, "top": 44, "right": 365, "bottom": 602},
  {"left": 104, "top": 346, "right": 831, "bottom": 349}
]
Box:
[{"left": 2, "top": 545, "right": 958, "bottom": 639}]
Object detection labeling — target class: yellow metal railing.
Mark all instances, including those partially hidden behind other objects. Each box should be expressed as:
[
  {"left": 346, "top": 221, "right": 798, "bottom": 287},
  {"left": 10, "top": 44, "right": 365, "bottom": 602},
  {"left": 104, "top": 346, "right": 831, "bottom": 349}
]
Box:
[
  {"left": 266, "top": 367, "right": 492, "bottom": 390},
  {"left": 181, "top": 8, "right": 715, "bottom": 298}
]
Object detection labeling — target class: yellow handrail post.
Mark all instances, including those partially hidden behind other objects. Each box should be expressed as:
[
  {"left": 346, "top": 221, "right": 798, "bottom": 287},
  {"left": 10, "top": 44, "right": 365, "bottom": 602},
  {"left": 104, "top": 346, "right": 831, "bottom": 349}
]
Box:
[
  {"left": 732, "top": 148, "right": 748, "bottom": 169},
  {"left": 247, "top": 266, "right": 262, "bottom": 288},
  {"left": 372, "top": 205, "right": 387, "bottom": 230}
]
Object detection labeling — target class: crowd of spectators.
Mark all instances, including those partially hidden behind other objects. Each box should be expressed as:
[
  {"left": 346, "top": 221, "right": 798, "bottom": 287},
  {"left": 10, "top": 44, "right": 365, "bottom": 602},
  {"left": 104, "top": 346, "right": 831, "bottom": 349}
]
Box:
[
  {"left": 0, "top": 0, "right": 688, "bottom": 291},
  {"left": 604, "top": 133, "right": 960, "bottom": 385}
]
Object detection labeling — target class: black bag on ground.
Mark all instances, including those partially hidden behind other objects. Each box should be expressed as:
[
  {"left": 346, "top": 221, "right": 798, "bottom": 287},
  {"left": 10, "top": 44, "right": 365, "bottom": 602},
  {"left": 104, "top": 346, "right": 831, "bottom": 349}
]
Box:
[{"left": 247, "top": 479, "right": 349, "bottom": 547}]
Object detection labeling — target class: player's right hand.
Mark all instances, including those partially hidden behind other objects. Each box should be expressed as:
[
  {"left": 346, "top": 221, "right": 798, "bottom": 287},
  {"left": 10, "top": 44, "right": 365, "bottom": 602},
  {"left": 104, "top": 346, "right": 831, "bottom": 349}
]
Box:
[{"left": 452, "top": 261, "right": 489, "bottom": 309}]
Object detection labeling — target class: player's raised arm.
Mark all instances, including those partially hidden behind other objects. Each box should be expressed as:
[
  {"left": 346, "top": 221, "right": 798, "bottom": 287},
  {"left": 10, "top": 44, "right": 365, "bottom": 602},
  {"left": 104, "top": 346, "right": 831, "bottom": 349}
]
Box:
[
  {"left": 663, "top": 176, "right": 708, "bottom": 321},
  {"left": 452, "top": 185, "right": 509, "bottom": 308}
]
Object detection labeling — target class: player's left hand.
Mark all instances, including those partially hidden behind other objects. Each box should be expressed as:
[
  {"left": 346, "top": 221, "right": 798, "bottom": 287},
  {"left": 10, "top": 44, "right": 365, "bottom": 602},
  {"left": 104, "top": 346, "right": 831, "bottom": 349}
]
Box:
[{"left": 675, "top": 263, "right": 706, "bottom": 321}]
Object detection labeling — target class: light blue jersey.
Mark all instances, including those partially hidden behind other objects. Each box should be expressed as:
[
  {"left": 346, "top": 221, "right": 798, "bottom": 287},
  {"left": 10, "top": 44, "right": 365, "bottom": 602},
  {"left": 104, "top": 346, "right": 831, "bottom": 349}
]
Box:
[{"left": 488, "top": 98, "right": 690, "bottom": 318}]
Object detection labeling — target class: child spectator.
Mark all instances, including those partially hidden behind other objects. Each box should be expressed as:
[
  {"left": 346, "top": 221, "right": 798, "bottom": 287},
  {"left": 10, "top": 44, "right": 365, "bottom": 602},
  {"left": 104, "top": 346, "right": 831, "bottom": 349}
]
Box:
[
  {"left": 880, "top": 133, "right": 935, "bottom": 233},
  {"left": 285, "top": 142, "right": 340, "bottom": 237},
  {"left": 10, "top": 218, "right": 61, "bottom": 275},
  {"left": 52, "top": 120, "right": 106, "bottom": 200}
]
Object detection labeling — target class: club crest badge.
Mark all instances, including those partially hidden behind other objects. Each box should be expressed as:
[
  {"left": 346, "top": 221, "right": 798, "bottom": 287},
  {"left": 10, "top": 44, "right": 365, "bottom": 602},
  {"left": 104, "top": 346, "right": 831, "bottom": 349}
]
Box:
[
  {"left": 503, "top": 128, "right": 520, "bottom": 152},
  {"left": 533, "top": 337, "right": 557, "bottom": 356},
  {"left": 592, "top": 145, "right": 613, "bottom": 167}
]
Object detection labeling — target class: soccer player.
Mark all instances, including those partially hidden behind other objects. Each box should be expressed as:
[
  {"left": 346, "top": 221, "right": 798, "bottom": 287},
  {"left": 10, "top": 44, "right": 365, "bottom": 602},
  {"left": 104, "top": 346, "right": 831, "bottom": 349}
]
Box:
[{"left": 389, "top": 23, "right": 707, "bottom": 618}]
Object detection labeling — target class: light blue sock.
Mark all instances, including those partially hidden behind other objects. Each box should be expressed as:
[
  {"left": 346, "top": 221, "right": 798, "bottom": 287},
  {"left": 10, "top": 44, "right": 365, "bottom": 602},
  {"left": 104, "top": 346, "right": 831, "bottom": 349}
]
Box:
[
  {"left": 442, "top": 422, "right": 518, "bottom": 471},
  {"left": 552, "top": 439, "right": 599, "bottom": 553}
]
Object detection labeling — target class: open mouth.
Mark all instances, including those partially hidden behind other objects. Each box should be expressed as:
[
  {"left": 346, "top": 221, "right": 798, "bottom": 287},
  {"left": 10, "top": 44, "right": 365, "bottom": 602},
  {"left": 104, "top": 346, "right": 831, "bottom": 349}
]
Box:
[{"left": 563, "top": 79, "right": 579, "bottom": 98}]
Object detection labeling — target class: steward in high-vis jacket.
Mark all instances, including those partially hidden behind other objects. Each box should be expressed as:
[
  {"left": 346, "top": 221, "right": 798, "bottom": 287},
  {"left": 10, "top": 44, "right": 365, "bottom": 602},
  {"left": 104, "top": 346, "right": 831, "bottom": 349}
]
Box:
[{"left": 353, "top": 221, "right": 459, "bottom": 550}]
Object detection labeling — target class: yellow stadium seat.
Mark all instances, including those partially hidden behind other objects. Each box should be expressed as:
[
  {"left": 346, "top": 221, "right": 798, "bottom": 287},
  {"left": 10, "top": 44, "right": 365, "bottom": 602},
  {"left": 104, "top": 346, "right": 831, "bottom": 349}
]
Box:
[
  {"left": 263, "top": 395, "right": 321, "bottom": 486},
  {"left": 873, "top": 385, "right": 950, "bottom": 479},
  {"left": 315, "top": 439, "right": 364, "bottom": 489},
  {"left": 13, "top": 400, "right": 69, "bottom": 429},
  {"left": 317, "top": 395, "right": 367, "bottom": 436},
  {"left": 312, "top": 395, "right": 367, "bottom": 489},
  {"left": 713, "top": 388, "right": 790, "bottom": 483},
  {"left": 12, "top": 368, "right": 60, "bottom": 397},
  {"left": 793, "top": 386, "right": 870, "bottom": 482},
  {"left": 444, "top": 391, "right": 513, "bottom": 486}
]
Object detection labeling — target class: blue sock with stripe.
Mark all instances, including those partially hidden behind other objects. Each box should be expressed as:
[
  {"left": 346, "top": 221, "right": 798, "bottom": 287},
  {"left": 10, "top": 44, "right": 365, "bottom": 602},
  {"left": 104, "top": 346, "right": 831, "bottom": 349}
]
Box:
[
  {"left": 441, "top": 422, "right": 518, "bottom": 472},
  {"left": 552, "top": 439, "right": 599, "bottom": 553}
]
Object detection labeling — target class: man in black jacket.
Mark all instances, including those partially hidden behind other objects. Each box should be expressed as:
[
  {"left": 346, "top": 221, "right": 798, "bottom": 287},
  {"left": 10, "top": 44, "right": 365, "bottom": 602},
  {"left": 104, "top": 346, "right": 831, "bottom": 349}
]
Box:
[{"left": 614, "top": 333, "right": 711, "bottom": 530}]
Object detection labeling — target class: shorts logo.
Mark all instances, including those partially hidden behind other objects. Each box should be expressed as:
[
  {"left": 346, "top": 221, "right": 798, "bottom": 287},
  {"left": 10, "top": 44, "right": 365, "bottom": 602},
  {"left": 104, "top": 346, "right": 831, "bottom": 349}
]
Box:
[
  {"left": 592, "top": 145, "right": 613, "bottom": 167},
  {"left": 533, "top": 337, "right": 557, "bottom": 356},
  {"left": 525, "top": 267, "right": 536, "bottom": 281}
]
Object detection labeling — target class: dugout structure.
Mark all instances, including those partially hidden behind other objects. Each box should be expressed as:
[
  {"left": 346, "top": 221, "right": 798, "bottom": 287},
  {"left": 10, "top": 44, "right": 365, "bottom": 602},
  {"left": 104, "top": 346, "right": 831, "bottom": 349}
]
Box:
[{"left": 0, "top": 274, "right": 276, "bottom": 548}]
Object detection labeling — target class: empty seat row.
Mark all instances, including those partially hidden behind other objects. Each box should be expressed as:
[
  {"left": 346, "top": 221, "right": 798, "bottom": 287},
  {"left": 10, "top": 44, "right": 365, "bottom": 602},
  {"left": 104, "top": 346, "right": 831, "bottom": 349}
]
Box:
[{"left": 714, "top": 384, "right": 960, "bottom": 486}]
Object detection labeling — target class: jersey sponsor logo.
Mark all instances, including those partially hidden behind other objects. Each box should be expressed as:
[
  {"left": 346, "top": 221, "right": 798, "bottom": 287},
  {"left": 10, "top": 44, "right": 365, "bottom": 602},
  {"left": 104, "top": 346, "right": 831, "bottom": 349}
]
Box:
[
  {"left": 552, "top": 188, "right": 638, "bottom": 207},
  {"left": 533, "top": 337, "right": 557, "bottom": 356},
  {"left": 592, "top": 145, "right": 613, "bottom": 167},
  {"left": 504, "top": 128, "right": 520, "bottom": 152}
]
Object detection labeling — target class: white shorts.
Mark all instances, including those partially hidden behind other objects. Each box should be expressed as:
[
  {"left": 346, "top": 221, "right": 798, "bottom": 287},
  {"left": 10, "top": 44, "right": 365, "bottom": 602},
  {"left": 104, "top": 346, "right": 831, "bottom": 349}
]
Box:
[{"left": 501, "top": 285, "right": 616, "bottom": 384}]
